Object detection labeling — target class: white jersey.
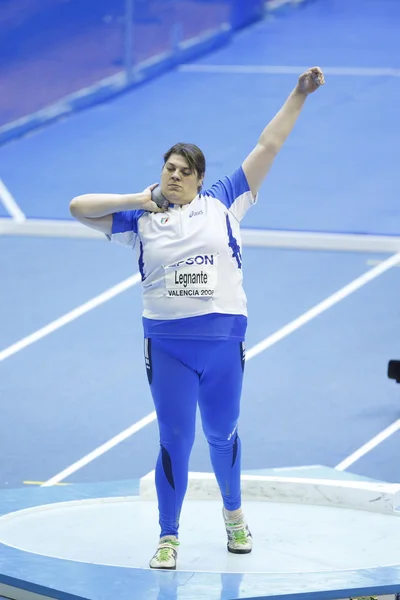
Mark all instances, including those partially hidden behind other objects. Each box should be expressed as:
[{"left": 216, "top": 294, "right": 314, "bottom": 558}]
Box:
[{"left": 109, "top": 167, "right": 256, "bottom": 340}]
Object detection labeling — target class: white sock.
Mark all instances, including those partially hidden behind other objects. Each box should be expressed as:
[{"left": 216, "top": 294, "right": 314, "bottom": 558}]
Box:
[
  {"left": 224, "top": 507, "right": 244, "bottom": 523},
  {"left": 159, "top": 535, "right": 179, "bottom": 544}
]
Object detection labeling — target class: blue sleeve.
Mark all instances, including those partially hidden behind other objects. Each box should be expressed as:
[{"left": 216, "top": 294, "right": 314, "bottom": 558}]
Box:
[
  {"left": 205, "top": 167, "right": 250, "bottom": 209},
  {"left": 108, "top": 210, "right": 144, "bottom": 248},
  {"left": 204, "top": 167, "right": 256, "bottom": 221}
]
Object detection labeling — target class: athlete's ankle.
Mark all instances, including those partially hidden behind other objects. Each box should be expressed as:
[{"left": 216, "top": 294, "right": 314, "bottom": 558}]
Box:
[
  {"left": 160, "top": 534, "right": 179, "bottom": 543},
  {"left": 224, "top": 507, "right": 243, "bottom": 522}
]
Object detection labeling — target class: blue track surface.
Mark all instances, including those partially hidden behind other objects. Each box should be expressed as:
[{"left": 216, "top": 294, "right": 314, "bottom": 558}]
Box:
[
  {"left": 0, "top": 239, "right": 399, "bottom": 487},
  {"left": 0, "top": 0, "right": 399, "bottom": 233}
]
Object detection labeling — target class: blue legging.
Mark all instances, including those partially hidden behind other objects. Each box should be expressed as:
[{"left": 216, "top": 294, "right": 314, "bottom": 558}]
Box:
[{"left": 145, "top": 337, "right": 245, "bottom": 538}]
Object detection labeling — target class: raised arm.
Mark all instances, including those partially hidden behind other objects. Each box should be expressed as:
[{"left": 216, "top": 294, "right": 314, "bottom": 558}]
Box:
[
  {"left": 69, "top": 184, "right": 164, "bottom": 234},
  {"left": 242, "top": 67, "right": 325, "bottom": 197}
]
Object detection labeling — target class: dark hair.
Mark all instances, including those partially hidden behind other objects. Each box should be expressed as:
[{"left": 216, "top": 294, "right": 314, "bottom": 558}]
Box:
[{"left": 163, "top": 143, "right": 206, "bottom": 185}]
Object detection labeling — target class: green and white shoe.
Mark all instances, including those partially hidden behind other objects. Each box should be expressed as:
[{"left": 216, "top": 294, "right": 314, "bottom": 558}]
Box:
[
  {"left": 223, "top": 510, "right": 253, "bottom": 554},
  {"left": 149, "top": 536, "right": 180, "bottom": 570}
]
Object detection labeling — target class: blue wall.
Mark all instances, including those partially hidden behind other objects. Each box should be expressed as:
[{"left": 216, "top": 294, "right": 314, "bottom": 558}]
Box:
[{"left": 0, "top": 0, "right": 264, "bottom": 144}]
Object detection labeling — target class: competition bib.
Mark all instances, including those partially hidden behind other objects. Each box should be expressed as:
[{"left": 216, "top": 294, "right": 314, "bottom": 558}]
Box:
[{"left": 164, "top": 254, "right": 217, "bottom": 298}]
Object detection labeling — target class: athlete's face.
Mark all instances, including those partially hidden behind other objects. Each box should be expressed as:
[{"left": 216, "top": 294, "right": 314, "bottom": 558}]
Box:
[{"left": 160, "top": 154, "right": 203, "bottom": 205}]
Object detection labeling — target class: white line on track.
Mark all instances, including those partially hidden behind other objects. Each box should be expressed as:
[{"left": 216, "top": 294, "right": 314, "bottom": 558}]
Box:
[
  {"left": 41, "top": 413, "right": 158, "bottom": 487},
  {"left": 335, "top": 419, "right": 400, "bottom": 471},
  {"left": 0, "top": 274, "right": 141, "bottom": 363},
  {"left": 0, "top": 179, "right": 25, "bottom": 222},
  {"left": 246, "top": 252, "right": 400, "bottom": 359},
  {"left": 179, "top": 64, "right": 400, "bottom": 77},
  {"left": 41, "top": 251, "right": 400, "bottom": 486}
]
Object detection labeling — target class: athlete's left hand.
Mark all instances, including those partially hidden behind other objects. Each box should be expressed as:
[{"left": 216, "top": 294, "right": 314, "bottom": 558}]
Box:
[{"left": 296, "top": 67, "right": 325, "bottom": 95}]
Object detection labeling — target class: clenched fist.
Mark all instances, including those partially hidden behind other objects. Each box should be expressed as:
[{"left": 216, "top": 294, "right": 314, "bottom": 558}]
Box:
[{"left": 297, "top": 67, "right": 325, "bottom": 95}]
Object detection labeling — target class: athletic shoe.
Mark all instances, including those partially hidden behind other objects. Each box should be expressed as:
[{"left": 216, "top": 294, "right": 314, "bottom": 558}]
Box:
[
  {"left": 223, "top": 509, "right": 253, "bottom": 554},
  {"left": 149, "top": 536, "right": 179, "bottom": 570}
]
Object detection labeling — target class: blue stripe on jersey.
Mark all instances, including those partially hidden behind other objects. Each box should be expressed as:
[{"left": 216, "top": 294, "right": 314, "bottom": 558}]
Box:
[
  {"left": 205, "top": 167, "right": 250, "bottom": 209},
  {"left": 143, "top": 313, "right": 247, "bottom": 341},
  {"left": 112, "top": 210, "right": 144, "bottom": 234},
  {"left": 138, "top": 241, "right": 145, "bottom": 281},
  {"left": 225, "top": 213, "right": 242, "bottom": 268}
]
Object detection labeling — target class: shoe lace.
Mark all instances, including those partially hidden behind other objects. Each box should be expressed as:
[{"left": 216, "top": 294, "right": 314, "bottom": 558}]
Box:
[
  {"left": 156, "top": 540, "right": 179, "bottom": 562},
  {"left": 157, "top": 546, "right": 174, "bottom": 562},
  {"left": 227, "top": 522, "right": 248, "bottom": 545}
]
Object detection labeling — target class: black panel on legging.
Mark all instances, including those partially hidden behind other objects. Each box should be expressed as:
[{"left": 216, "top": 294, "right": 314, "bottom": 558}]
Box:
[
  {"left": 161, "top": 445, "right": 175, "bottom": 490},
  {"left": 232, "top": 433, "right": 238, "bottom": 467}
]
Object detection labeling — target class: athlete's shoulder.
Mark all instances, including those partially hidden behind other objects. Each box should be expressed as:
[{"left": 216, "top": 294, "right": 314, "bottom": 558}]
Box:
[
  {"left": 203, "top": 168, "right": 251, "bottom": 203},
  {"left": 202, "top": 167, "right": 256, "bottom": 221}
]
